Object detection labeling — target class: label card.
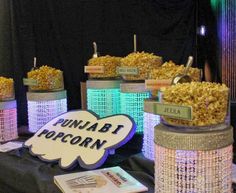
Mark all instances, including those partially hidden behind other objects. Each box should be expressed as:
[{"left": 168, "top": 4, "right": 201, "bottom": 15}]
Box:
[
  {"left": 24, "top": 110, "right": 136, "bottom": 169},
  {"left": 117, "top": 67, "right": 139, "bottom": 75},
  {"left": 23, "top": 78, "right": 38, "bottom": 86},
  {"left": 84, "top": 66, "right": 105, "bottom": 74},
  {"left": 145, "top": 79, "right": 172, "bottom": 90},
  {"left": 153, "top": 103, "right": 192, "bottom": 120},
  {"left": 0, "top": 141, "right": 23, "bottom": 152}
]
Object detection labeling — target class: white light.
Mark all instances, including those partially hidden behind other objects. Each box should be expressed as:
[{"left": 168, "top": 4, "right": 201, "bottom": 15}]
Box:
[
  {"left": 0, "top": 101, "right": 18, "bottom": 142},
  {"left": 28, "top": 99, "right": 67, "bottom": 133},
  {"left": 142, "top": 112, "right": 160, "bottom": 160},
  {"left": 200, "top": 25, "right": 206, "bottom": 36}
]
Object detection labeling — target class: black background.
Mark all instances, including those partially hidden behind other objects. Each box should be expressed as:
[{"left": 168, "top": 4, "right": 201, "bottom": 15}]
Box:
[{"left": 0, "top": 0, "right": 220, "bottom": 126}]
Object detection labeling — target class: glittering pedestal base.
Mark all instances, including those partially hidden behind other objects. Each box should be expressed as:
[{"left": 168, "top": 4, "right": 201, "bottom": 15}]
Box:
[
  {"left": 142, "top": 112, "right": 160, "bottom": 160},
  {"left": 155, "top": 145, "right": 232, "bottom": 193}
]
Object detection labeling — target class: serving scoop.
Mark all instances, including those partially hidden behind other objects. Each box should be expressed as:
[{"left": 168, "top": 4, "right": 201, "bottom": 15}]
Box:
[
  {"left": 31, "top": 57, "right": 38, "bottom": 71},
  {"left": 92, "top": 42, "right": 99, "bottom": 58},
  {"left": 172, "top": 56, "right": 193, "bottom": 85}
]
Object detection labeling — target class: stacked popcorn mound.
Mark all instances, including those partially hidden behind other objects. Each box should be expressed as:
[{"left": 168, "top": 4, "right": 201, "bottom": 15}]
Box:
[
  {"left": 26, "top": 65, "right": 67, "bottom": 133},
  {"left": 162, "top": 82, "right": 229, "bottom": 126},
  {"left": 155, "top": 82, "right": 232, "bottom": 193},
  {"left": 121, "top": 52, "right": 162, "bottom": 81},
  {"left": 88, "top": 55, "right": 121, "bottom": 79},
  {"left": 27, "top": 65, "right": 64, "bottom": 91},
  {"left": 0, "top": 77, "right": 14, "bottom": 101},
  {"left": 149, "top": 60, "right": 201, "bottom": 81}
]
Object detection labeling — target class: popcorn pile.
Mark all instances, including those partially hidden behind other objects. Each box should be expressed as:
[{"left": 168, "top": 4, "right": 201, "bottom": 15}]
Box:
[
  {"left": 0, "top": 77, "right": 14, "bottom": 100},
  {"left": 88, "top": 55, "right": 121, "bottom": 79},
  {"left": 121, "top": 52, "right": 162, "bottom": 80},
  {"left": 149, "top": 61, "right": 201, "bottom": 81},
  {"left": 162, "top": 82, "right": 229, "bottom": 126},
  {"left": 27, "top": 65, "right": 64, "bottom": 91}
]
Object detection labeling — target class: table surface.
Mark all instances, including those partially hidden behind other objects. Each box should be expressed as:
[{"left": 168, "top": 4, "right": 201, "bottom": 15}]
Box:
[{"left": 0, "top": 134, "right": 235, "bottom": 193}]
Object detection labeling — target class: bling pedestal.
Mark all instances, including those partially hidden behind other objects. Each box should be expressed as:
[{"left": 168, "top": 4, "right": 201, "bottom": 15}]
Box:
[
  {"left": 0, "top": 100, "right": 18, "bottom": 142},
  {"left": 142, "top": 99, "right": 160, "bottom": 160},
  {"left": 27, "top": 90, "right": 67, "bottom": 133},
  {"left": 154, "top": 123, "right": 233, "bottom": 193}
]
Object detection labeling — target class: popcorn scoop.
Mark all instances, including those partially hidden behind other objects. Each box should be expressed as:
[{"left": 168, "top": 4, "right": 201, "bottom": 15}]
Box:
[{"left": 172, "top": 56, "right": 193, "bottom": 85}]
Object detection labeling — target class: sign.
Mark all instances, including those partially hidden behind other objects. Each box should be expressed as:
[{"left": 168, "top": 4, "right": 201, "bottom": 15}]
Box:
[
  {"left": 84, "top": 66, "right": 105, "bottom": 74},
  {"left": 145, "top": 79, "right": 172, "bottom": 90},
  {"left": 23, "top": 78, "right": 38, "bottom": 86},
  {"left": 24, "top": 110, "right": 136, "bottom": 169},
  {"left": 153, "top": 103, "right": 192, "bottom": 120},
  {"left": 117, "top": 67, "right": 139, "bottom": 75}
]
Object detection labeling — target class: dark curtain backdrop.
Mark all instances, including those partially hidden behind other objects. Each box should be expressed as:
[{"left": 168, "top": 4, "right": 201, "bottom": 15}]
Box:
[{"left": 0, "top": 0, "right": 217, "bottom": 126}]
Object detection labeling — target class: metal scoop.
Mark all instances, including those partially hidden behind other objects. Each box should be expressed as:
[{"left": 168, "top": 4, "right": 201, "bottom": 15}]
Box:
[
  {"left": 172, "top": 56, "right": 194, "bottom": 85},
  {"left": 31, "top": 57, "right": 38, "bottom": 71},
  {"left": 92, "top": 42, "right": 99, "bottom": 58}
]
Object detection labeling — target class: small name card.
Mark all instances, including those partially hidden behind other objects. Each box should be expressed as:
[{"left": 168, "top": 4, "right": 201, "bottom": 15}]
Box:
[
  {"left": 117, "top": 67, "right": 138, "bottom": 75},
  {"left": 145, "top": 79, "right": 172, "bottom": 90},
  {"left": 84, "top": 66, "right": 105, "bottom": 74},
  {"left": 0, "top": 141, "right": 23, "bottom": 152},
  {"left": 23, "top": 78, "right": 38, "bottom": 86},
  {"left": 153, "top": 103, "right": 192, "bottom": 120}
]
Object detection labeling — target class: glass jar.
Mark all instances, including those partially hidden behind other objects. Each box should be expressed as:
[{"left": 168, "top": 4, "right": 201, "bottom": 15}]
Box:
[
  {"left": 120, "top": 52, "right": 162, "bottom": 81},
  {"left": 160, "top": 82, "right": 230, "bottom": 127},
  {"left": 0, "top": 77, "right": 15, "bottom": 101},
  {"left": 27, "top": 65, "right": 64, "bottom": 92},
  {"left": 86, "top": 56, "right": 121, "bottom": 80}
]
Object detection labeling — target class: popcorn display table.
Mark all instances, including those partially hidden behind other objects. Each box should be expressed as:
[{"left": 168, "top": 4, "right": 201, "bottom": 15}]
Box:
[
  {"left": 0, "top": 134, "right": 236, "bottom": 193},
  {"left": 0, "top": 135, "right": 152, "bottom": 193}
]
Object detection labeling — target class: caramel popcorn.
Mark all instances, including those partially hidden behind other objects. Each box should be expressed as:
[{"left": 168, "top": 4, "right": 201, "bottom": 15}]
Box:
[
  {"left": 27, "top": 65, "right": 64, "bottom": 91},
  {"left": 162, "top": 82, "right": 229, "bottom": 126},
  {"left": 149, "top": 61, "right": 201, "bottom": 81},
  {"left": 121, "top": 52, "right": 162, "bottom": 80},
  {"left": 0, "top": 77, "right": 14, "bottom": 100},
  {"left": 88, "top": 55, "right": 121, "bottom": 79}
]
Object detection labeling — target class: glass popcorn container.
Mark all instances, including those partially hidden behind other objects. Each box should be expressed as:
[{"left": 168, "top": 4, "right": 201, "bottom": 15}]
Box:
[
  {"left": 27, "top": 65, "right": 64, "bottom": 92},
  {"left": 149, "top": 60, "right": 202, "bottom": 82},
  {"left": 0, "top": 77, "right": 15, "bottom": 101},
  {"left": 160, "top": 82, "right": 230, "bottom": 127},
  {"left": 85, "top": 55, "right": 122, "bottom": 79},
  {"left": 119, "top": 52, "right": 163, "bottom": 81}
]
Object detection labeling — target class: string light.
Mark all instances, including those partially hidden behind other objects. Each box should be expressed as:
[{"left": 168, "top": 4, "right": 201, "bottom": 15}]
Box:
[
  {"left": 87, "top": 80, "right": 121, "bottom": 118},
  {"left": 27, "top": 91, "right": 67, "bottom": 133},
  {"left": 0, "top": 101, "right": 18, "bottom": 142}
]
